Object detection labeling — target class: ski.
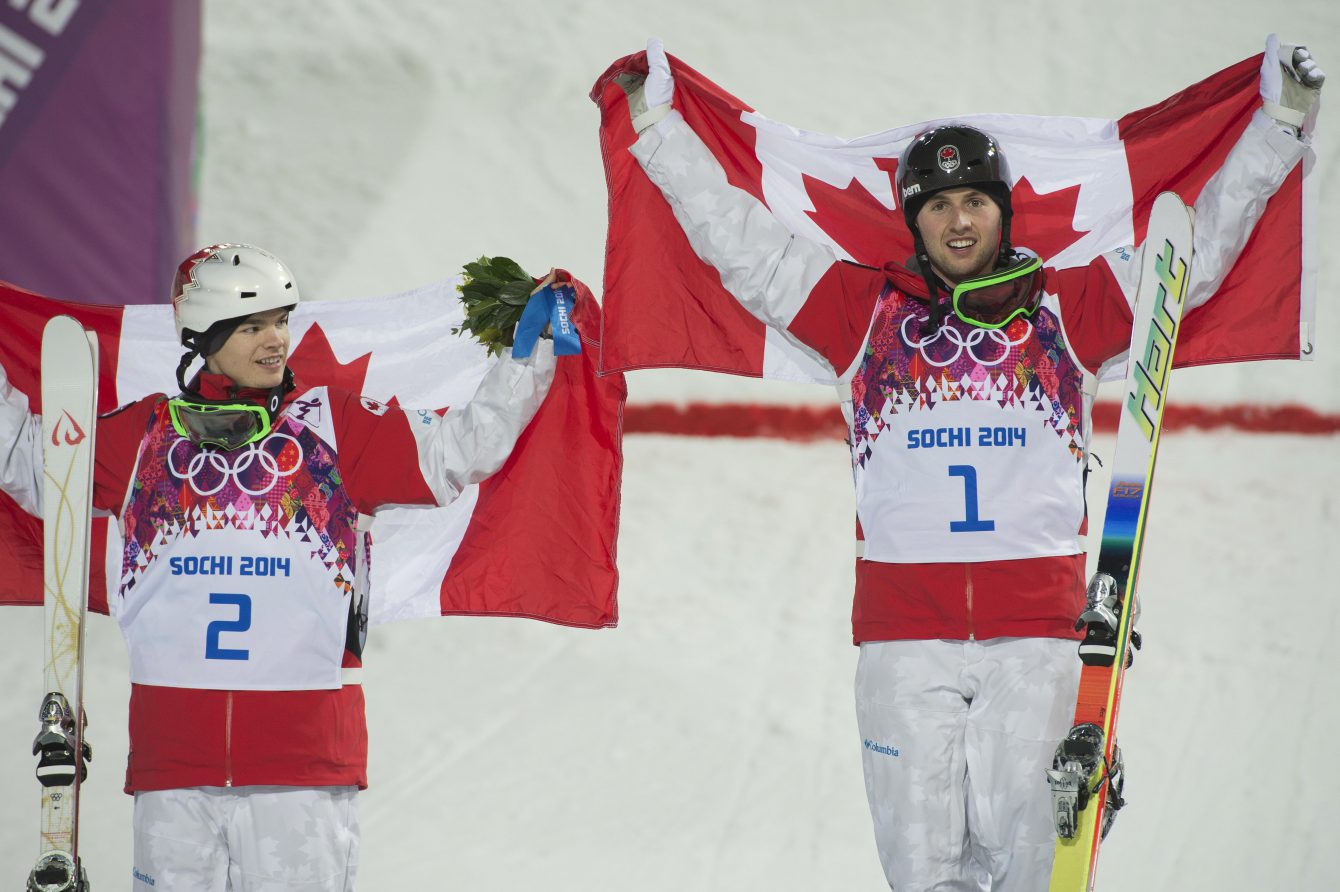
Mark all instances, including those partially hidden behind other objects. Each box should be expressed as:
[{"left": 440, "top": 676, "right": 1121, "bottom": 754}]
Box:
[
  {"left": 1048, "top": 192, "right": 1193, "bottom": 891},
  {"left": 30, "top": 316, "right": 98, "bottom": 892}
]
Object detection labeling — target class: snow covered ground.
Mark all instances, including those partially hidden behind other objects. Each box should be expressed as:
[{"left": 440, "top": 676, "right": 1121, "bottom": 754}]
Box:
[{"left": 3, "top": 1, "right": 1338, "bottom": 889}]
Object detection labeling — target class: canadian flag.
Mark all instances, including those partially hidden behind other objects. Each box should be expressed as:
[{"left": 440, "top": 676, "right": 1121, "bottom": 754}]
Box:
[
  {"left": 0, "top": 277, "right": 625, "bottom": 628},
  {"left": 590, "top": 36, "right": 1317, "bottom": 383}
]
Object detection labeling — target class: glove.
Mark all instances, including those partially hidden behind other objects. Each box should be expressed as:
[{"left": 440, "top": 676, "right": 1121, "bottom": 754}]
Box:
[
  {"left": 1262, "top": 37, "right": 1325, "bottom": 133},
  {"left": 614, "top": 38, "right": 674, "bottom": 134}
]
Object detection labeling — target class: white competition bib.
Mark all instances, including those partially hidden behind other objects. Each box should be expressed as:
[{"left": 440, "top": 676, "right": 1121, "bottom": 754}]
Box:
[
  {"left": 848, "top": 296, "right": 1089, "bottom": 564},
  {"left": 114, "top": 390, "right": 359, "bottom": 691},
  {"left": 118, "top": 526, "right": 349, "bottom": 690},
  {"left": 856, "top": 399, "right": 1085, "bottom": 563}
]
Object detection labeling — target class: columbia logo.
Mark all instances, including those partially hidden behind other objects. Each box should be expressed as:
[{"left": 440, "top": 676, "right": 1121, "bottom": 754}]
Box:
[
  {"left": 863, "top": 739, "right": 901, "bottom": 758},
  {"left": 133, "top": 867, "right": 157, "bottom": 886}
]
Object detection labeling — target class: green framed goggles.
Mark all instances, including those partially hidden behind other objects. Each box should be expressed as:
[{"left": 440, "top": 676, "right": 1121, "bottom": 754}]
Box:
[
  {"left": 951, "top": 254, "right": 1044, "bottom": 330},
  {"left": 168, "top": 399, "right": 272, "bottom": 451}
]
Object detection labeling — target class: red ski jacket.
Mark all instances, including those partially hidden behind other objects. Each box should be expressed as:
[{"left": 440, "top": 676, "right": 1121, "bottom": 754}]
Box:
[{"left": 59, "top": 351, "right": 555, "bottom": 792}]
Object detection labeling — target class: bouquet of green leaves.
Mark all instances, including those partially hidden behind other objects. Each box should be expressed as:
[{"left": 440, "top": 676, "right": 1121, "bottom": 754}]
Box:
[{"left": 454, "top": 256, "right": 536, "bottom": 356}]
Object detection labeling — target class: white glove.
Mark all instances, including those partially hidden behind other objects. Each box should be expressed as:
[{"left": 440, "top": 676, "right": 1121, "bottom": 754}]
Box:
[
  {"left": 614, "top": 38, "right": 674, "bottom": 134},
  {"left": 1262, "top": 36, "right": 1324, "bottom": 132}
]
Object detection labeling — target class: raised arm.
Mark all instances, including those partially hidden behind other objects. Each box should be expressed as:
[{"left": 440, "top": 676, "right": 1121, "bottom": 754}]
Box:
[
  {"left": 408, "top": 342, "right": 556, "bottom": 507},
  {"left": 621, "top": 40, "right": 860, "bottom": 376},
  {"left": 1055, "top": 39, "right": 1322, "bottom": 375},
  {"left": 1183, "top": 40, "right": 1321, "bottom": 311},
  {"left": 334, "top": 335, "right": 557, "bottom": 515},
  {"left": 1096, "top": 39, "right": 1321, "bottom": 314}
]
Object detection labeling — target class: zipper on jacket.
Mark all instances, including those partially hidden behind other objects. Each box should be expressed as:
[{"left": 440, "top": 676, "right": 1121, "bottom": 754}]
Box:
[
  {"left": 965, "top": 564, "right": 975, "bottom": 640},
  {"left": 224, "top": 691, "right": 233, "bottom": 787}
]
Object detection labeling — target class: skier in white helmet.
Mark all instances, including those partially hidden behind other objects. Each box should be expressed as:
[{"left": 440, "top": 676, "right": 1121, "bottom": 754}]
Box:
[
  {"left": 0, "top": 243, "right": 564, "bottom": 889},
  {"left": 616, "top": 38, "right": 1323, "bottom": 891}
]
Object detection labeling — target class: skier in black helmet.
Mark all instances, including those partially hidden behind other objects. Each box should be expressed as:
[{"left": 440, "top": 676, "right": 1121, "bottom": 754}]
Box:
[
  {"left": 617, "top": 37, "right": 1324, "bottom": 891},
  {"left": 897, "top": 125, "right": 1041, "bottom": 334}
]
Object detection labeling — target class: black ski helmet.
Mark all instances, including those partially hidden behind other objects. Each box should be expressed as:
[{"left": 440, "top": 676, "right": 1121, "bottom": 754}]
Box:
[
  {"left": 896, "top": 125, "right": 1016, "bottom": 331},
  {"left": 897, "top": 125, "right": 1012, "bottom": 230}
]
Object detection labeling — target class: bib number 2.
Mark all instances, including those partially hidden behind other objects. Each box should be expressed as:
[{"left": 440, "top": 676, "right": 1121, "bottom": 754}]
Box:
[
  {"left": 948, "top": 465, "right": 995, "bottom": 533},
  {"left": 205, "top": 592, "right": 252, "bottom": 661}
]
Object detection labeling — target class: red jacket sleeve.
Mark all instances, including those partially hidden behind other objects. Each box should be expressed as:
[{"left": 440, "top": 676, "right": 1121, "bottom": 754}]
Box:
[
  {"left": 785, "top": 261, "right": 887, "bottom": 374},
  {"left": 93, "top": 395, "right": 160, "bottom": 516},
  {"left": 1049, "top": 260, "right": 1137, "bottom": 375}
]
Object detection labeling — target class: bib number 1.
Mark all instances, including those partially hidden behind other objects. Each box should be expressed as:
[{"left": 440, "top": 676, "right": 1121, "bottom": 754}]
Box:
[
  {"left": 205, "top": 592, "right": 252, "bottom": 661},
  {"left": 948, "top": 465, "right": 995, "bottom": 533}
]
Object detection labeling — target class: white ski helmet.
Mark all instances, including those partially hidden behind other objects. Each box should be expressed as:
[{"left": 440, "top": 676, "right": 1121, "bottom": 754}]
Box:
[{"left": 172, "top": 244, "right": 300, "bottom": 353}]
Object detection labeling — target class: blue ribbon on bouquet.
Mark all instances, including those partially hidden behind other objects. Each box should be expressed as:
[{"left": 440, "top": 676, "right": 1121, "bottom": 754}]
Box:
[{"left": 512, "top": 283, "right": 582, "bottom": 358}]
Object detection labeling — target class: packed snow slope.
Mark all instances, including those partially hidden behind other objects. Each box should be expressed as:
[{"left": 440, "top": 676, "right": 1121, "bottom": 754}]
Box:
[{"left": 2, "top": 1, "right": 1337, "bottom": 889}]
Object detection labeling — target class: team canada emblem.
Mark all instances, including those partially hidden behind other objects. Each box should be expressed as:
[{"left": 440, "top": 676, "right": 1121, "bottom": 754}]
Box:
[
  {"left": 937, "top": 145, "right": 961, "bottom": 172},
  {"left": 361, "top": 397, "right": 389, "bottom": 416}
]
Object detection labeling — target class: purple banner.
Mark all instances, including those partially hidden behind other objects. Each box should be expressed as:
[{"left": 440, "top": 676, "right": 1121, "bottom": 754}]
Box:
[{"left": 0, "top": 0, "right": 200, "bottom": 305}]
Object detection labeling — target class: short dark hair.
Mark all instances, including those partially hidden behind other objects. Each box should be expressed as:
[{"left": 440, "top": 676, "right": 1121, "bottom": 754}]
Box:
[{"left": 197, "top": 305, "right": 295, "bottom": 357}]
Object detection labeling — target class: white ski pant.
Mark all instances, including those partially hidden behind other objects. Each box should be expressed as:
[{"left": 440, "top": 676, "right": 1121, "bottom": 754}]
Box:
[
  {"left": 132, "top": 786, "right": 360, "bottom": 891},
  {"left": 855, "top": 637, "right": 1080, "bottom": 891}
]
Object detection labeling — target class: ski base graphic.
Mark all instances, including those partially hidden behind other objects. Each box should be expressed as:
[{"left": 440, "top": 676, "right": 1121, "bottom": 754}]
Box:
[
  {"left": 1049, "top": 192, "right": 1194, "bottom": 892},
  {"left": 32, "top": 316, "right": 98, "bottom": 892}
]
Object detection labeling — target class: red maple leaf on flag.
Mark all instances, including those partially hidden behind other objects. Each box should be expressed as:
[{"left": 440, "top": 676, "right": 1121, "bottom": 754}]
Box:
[
  {"left": 802, "top": 157, "right": 913, "bottom": 267},
  {"left": 803, "top": 158, "right": 1087, "bottom": 267},
  {"left": 286, "top": 323, "right": 373, "bottom": 397},
  {"left": 285, "top": 322, "right": 451, "bottom": 414},
  {"left": 1009, "top": 178, "right": 1088, "bottom": 261}
]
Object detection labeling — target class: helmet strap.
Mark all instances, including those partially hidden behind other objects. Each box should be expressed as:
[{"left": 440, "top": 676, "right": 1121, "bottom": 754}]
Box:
[
  {"left": 175, "top": 349, "right": 201, "bottom": 395},
  {"left": 911, "top": 231, "right": 946, "bottom": 335},
  {"left": 998, "top": 213, "right": 1015, "bottom": 267}
]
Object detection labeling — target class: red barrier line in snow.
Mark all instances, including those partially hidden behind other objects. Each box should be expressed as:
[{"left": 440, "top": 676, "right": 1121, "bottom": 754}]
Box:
[{"left": 624, "top": 402, "right": 1340, "bottom": 441}]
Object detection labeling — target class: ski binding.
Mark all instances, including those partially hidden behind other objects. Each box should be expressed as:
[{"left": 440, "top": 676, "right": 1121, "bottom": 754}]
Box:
[
  {"left": 1047, "top": 722, "right": 1127, "bottom": 841},
  {"left": 33, "top": 692, "right": 92, "bottom": 787},
  {"left": 1075, "top": 572, "right": 1142, "bottom": 668}
]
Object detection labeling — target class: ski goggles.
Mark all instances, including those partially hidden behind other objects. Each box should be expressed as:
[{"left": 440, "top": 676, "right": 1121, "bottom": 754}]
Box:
[
  {"left": 168, "top": 399, "right": 272, "bottom": 451},
  {"left": 951, "top": 254, "right": 1044, "bottom": 329}
]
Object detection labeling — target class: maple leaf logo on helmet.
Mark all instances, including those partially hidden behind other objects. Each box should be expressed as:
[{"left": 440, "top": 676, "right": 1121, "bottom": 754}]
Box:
[
  {"left": 937, "top": 145, "right": 961, "bottom": 172},
  {"left": 172, "top": 245, "right": 226, "bottom": 306}
]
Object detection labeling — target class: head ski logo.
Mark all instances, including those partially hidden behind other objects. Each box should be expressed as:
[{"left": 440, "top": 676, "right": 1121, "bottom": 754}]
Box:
[
  {"left": 51, "top": 411, "right": 87, "bottom": 446},
  {"left": 1126, "top": 237, "right": 1189, "bottom": 441}
]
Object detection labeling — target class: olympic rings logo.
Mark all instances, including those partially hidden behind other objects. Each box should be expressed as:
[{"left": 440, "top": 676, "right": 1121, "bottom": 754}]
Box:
[
  {"left": 900, "top": 313, "right": 1032, "bottom": 368},
  {"left": 167, "top": 434, "right": 304, "bottom": 497}
]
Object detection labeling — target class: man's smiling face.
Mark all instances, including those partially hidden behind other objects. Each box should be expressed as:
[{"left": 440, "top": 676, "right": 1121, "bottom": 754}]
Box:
[
  {"left": 914, "top": 186, "right": 1003, "bottom": 285},
  {"left": 204, "top": 307, "right": 291, "bottom": 389}
]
